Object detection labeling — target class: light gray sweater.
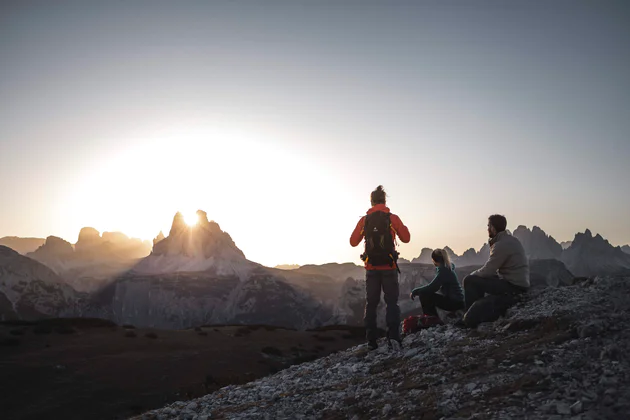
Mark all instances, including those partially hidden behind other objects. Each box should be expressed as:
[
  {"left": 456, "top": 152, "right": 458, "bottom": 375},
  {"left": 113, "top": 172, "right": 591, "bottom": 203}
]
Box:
[{"left": 472, "top": 231, "right": 530, "bottom": 288}]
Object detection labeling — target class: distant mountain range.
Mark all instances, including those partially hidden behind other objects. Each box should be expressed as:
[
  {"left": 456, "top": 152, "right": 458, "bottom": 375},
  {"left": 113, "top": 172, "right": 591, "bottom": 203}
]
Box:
[
  {"left": 3, "top": 224, "right": 629, "bottom": 280},
  {"left": 1, "top": 230, "right": 151, "bottom": 260},
  {"left": 513, "top": 225, "right": 563, "bottom": 260},
  {"left": 411, "top": 245, "right": 490, "bottom": 267},
  {"left": 22, "top": 229, "right": 152, "bottom": 292},
  {"left": 0, "top": 236, "right": 45, "bottom": 255},
  {"left": 411, "top": 226, "right": 630, "bottom": 278},
  {"left": 2, "top": 215, "right": 629, "bottom": 328},
  {"left": 81, "top": 211, "right": 335, "bottom": 329}
]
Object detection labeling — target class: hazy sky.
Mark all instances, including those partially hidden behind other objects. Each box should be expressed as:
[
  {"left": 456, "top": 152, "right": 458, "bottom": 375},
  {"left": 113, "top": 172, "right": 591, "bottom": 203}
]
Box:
[{"left": 1, "top": 0, "right": 629, "bottom": 266}]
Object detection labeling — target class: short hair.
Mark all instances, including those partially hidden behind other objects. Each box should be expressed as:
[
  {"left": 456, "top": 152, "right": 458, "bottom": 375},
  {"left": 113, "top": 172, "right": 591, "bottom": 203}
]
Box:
[
  {"left": 370, "top": 185, "right": 386, "bottom": 205},
  {"left": 488, "top": 214, "right": 507, "bottom": 232}
]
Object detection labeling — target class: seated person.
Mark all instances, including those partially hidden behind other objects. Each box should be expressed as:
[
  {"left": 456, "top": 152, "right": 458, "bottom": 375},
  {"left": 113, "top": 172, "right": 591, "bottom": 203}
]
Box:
[
  {"left": 410, "top": 249, "right": 465, "bottom": 320},
  {"left": 463, "top": 214, "right": 530, "bottom": 311}
]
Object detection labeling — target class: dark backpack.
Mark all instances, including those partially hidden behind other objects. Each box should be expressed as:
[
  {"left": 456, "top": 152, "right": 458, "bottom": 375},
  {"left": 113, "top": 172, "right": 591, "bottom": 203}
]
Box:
[{"left": 361, "top": 211, "right": 397, "bottom": 267}]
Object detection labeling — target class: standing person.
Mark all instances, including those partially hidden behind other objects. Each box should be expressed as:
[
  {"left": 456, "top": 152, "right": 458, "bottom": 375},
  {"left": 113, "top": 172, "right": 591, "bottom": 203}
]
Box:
[
  {"left": 410, "top": 249, "right": 465, "bottom": 322},
  {"left": 350, "top": 185, "right": 411, "bottom": 350},
  {"left": 462, "top": 214, "right": 530, "bottom": 311}
]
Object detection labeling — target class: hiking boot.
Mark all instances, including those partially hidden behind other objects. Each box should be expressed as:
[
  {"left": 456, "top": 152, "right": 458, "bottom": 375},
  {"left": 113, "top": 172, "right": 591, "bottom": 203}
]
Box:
[
  {"left": 387, "top": 337, "right": 403, "bottom": 351},
  {"left": 367, "top": 340, "right": 378, "bottom": 351}
]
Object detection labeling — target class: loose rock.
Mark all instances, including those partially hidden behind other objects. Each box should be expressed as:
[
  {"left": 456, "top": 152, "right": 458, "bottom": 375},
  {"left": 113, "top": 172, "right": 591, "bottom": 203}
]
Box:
[{"left": 134, "top": 276, "right": 630, "bottom": 420}]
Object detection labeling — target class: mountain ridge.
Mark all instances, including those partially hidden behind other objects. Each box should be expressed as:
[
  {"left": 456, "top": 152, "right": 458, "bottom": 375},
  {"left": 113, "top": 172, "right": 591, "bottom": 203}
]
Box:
[
  {"left": 0, "top": 245, "right": 79, "bottom": 320},
  {"left": 0, "top": 236, "right": 45, "bottom": 255},
  {"left": 410, "top": 226, "right": 630, "bottom": 277}
]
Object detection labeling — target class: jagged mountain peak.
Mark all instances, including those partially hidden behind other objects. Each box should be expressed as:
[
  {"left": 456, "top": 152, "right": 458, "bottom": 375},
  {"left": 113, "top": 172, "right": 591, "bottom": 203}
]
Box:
[
  {"left": 410, "top": 245, "right": 489, "bottom": 267},
  {"left": 76, "top": 227, "right": 101, "bottom": 249},
  {"left": 562, "top": 229, "right": 630, "bottom": 276},
  {"left": 33, "top": 236, "right": 74, "bottom": 256},
  {"left": 512, "top": 225, "right": 562, "bottom": 260},
  {"left": 442, "top": 246, "right": 456, "bottom": 257},
  {"left": 169, "top": 212, "right": 187, "bottom": 237},
  {"left": 460, "top": 248, "right": 477, "bottom": 257},
  {"left": 153, "top": 231, "right": 165, "bottom": 247},
  {"left": 571, "top": 229, "right": 609, "bottom": 247},
  {"left": 152, "top": 210, "right": 245, "bottom": 259},
  {"left": 135, "top": 210, "right": 250, "bottom": 276}
]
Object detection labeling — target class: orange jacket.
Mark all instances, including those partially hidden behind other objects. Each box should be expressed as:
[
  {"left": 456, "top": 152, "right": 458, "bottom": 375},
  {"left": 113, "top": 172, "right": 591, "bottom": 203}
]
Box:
[{"left": 350, "top": 204, "right": 411, "bottom": 270}]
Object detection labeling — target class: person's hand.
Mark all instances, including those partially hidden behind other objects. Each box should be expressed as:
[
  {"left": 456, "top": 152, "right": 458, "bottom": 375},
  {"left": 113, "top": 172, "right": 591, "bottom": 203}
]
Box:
[{"left": 410, "top": 292, "right": 416, "bottom": 301}]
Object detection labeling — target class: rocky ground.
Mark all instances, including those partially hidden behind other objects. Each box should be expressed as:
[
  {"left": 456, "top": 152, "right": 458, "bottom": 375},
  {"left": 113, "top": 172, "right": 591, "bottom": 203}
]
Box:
[{"left": 137, "top": 276, "right": 630, "bottom": 420}]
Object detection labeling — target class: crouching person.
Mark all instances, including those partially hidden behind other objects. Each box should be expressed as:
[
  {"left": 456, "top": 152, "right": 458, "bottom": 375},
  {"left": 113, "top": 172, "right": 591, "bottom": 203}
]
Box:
[
  {"left": 460, "top": 214, "right": 529, "bottom": 328},
  {"left": 410, "top": 249, "right": 465, "bottom": 323}
]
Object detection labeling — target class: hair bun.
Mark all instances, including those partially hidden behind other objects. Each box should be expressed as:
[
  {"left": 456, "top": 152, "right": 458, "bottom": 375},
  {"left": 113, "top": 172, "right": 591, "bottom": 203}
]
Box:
[{"left": 370, "top": 185, "right": 387, "bottom": 205}]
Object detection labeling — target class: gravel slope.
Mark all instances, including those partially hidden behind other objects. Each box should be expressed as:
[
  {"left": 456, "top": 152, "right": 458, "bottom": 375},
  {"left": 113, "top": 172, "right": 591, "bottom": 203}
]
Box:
[{"left": 136, "top": 276, "right": 630, "bottom": 420}]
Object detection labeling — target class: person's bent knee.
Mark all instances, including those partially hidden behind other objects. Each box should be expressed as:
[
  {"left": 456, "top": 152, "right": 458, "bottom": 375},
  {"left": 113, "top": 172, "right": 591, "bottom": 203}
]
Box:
[
  {"left": 462, "top": 274, "right": 473, "bottom": 286},
  {"left": 463, "top": 274, "right": 480, "bottom": 288},
  {"left": 417, "top": 290, "right": 432, "bottom": 299}
]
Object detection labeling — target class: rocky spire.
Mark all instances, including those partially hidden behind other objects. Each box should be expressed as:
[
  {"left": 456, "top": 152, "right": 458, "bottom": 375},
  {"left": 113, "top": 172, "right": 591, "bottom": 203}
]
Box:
[
  {"left": 139, "top": 210, "right": 248, "bottom": 274},
  {"left": 513, "top": 225, "right": 563, "bottom": 260},
  {"left": 153, "top": 231, "right": 165, "bottom": 247},
  {"left": 562, "top": 229, "right": 630, "bottom": 276},
  {"left": 169, "top": 212, "right": 188, "bottom": 237},
  {"left": 75, "top": 227, "right": 102, "bottom": 251}
]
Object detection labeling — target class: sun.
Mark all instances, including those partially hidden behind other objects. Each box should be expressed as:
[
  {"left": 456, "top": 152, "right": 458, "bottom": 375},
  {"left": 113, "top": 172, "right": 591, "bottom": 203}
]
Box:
[{"left": 183, "top": 211, "right": 199, "bottom": 227}]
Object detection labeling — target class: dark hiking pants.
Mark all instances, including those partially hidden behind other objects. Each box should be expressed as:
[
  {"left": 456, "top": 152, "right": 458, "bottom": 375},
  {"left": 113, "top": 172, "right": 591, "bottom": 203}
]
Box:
[
  {"left": 463, "top": 274, "right": 527, "bottom": 310},
  {"left": 364, "top": 269, "right": 400, "bottom": 341},
  {"left": 418, "top": 292, "right": 465, "bottom": 317}
]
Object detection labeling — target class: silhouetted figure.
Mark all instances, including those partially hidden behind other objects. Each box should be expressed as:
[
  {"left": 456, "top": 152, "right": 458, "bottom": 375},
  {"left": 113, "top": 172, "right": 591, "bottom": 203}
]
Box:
[
  {"left": 459, "top": 215, "right": 529, "bottom": 327},
  {"left": 350, "top": 185, "right": 410, "bottom": 350},
  {"left": 410, "top": 249, "right": 465, "bottom": 322}
]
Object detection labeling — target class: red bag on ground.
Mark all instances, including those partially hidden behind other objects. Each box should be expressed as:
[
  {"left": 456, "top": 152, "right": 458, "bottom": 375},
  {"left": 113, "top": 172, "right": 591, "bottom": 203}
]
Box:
[{"left": 402, "top": 315, "right": 444, "bottom": 335}]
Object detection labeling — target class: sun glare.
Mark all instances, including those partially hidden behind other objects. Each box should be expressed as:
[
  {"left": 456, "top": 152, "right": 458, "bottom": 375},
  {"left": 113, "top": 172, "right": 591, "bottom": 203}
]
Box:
[
  {"left": 65, "top": 124, "right": 344, "bottom": 262},
  {"left": 184, "top": 212, "right": 199, "bottom": 227}
]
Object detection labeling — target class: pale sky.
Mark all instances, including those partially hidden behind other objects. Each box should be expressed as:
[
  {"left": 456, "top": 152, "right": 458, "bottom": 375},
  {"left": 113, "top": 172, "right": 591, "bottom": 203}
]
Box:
[{"left": 1, "top": 0, "right": 629, "bottom": 267}]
